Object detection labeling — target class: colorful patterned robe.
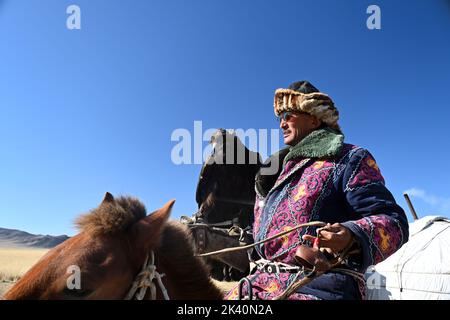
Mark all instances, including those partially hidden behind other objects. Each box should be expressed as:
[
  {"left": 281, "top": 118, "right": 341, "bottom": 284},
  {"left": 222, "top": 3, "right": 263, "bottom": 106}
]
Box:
[{"left": 225, "top": 142, "right": 409, "bottom": 300}]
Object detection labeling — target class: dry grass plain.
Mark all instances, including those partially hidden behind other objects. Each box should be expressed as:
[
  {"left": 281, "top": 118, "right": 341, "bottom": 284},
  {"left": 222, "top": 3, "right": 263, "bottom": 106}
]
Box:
[{"left": 0, "top": 247, "right": 48, "bottom": 297}]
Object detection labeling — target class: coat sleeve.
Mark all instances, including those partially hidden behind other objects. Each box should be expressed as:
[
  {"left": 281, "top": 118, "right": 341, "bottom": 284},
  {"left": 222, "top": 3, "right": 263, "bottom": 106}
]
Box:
[{"left": 340, "top": 148, "right": 409, "bottom": 271}]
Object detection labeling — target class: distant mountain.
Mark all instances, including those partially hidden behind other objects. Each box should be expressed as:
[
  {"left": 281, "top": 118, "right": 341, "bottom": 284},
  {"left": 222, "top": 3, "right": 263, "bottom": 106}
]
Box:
[{"left": 0, "top": 227, "right": 69, "bottom": 248}]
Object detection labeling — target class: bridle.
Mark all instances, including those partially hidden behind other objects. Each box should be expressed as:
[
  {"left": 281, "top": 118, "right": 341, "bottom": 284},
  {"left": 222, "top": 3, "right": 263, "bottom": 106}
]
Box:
[
  {"left": 181, "top": 213, "right": 252, "bottom": 256},
  {"left": 180, "top": 194, "right": 254, "bottom": 254},
  {"left": 124, "top": 251, "right": 170, "bottom": 300}
]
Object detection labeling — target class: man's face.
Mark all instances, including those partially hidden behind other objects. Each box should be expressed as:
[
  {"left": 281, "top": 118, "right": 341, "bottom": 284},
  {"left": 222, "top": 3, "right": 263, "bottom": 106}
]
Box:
[{"left": 279, "top": 111, "right": 321, "bottom": 146}]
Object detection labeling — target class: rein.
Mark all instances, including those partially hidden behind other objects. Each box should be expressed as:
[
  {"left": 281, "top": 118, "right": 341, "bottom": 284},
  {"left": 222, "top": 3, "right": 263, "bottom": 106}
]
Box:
[
  {"left": 196, "top": 221, "right": 327, "bottom": 258},
  {"left": 196, "top": 221, "right": 363, "bottom": 300},
  {"left": 125, "top": 251, "right": 170, "bottom": 300},
  {"left": 273, "top": 238, "right": 358, "bottom": 300}
]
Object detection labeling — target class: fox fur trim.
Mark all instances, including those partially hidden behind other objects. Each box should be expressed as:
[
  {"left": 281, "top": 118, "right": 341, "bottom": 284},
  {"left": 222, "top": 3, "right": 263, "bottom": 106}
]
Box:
[{"left": 274, "top": 88, "right": 341, "bottom": 132}]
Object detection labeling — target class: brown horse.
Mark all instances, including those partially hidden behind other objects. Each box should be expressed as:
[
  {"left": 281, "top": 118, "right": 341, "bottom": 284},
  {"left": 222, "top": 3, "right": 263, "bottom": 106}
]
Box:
[{"left": 4, "top": 193, "right": 223, "bottom": 300}]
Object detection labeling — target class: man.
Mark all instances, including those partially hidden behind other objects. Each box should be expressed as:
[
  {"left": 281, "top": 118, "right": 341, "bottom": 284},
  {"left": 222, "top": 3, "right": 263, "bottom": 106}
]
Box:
[{"left": 225, "top": 81, "right": 409, "bottom": 300}]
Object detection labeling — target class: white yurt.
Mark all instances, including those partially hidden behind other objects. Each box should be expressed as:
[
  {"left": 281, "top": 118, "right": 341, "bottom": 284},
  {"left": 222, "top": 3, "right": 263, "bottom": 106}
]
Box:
[{"left": 365, "top": 215, "right": 450, "bottom": 300}]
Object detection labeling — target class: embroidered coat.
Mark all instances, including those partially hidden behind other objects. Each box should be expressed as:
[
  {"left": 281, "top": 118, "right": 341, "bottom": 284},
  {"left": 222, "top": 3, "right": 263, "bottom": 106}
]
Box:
[{"left": 225, "top": 128, "right": 409, "bottom": 300}]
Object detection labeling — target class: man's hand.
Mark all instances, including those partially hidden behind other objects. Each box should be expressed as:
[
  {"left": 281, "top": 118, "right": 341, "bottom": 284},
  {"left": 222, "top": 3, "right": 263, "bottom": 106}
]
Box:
[{"left": 302, "top": 223, "right": 353, "bottom": 254}]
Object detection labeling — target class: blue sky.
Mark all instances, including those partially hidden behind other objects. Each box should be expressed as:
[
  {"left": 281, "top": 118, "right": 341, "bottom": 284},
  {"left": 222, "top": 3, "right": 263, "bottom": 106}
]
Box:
[{"left": 0, "top": 0, "right": 449, "bottom": 236}]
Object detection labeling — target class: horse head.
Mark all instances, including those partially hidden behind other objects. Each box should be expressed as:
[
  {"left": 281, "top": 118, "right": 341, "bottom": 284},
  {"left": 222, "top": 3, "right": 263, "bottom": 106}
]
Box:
[{"left": 4, "top": 193, "right": 222, "bottom": 300}]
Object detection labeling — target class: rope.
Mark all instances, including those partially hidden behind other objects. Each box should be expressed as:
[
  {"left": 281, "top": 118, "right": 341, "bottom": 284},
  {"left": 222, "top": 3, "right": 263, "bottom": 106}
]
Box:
[
  {"left": 194, "top": 219, "right": 361, "bottom": 300},
  {"left": 273, "top": 238, "right": 358, "bottom": 300},
  {"left": 182, "top": 218, "right": 237, "bottom": 229},
  {"left": 332, "top": 268, "right": 366, "bottom": 283},
  {"left": 196, "top": 221, "right": 327, "bottom": 258},
  {"left": 124, "top": 251, "right": 170, "bottom": 300}
]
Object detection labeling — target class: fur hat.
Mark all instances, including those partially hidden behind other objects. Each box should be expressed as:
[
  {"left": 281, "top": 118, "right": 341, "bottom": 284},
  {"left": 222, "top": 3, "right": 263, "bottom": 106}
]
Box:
[{"left": 274, "top": 81, "right": 341, "bottom": 133}]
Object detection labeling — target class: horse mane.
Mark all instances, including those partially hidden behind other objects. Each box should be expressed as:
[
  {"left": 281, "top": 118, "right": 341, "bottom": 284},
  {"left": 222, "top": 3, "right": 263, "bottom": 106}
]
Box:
[{"left": 75, "top": 196, "right": 147, "bottom": 235}]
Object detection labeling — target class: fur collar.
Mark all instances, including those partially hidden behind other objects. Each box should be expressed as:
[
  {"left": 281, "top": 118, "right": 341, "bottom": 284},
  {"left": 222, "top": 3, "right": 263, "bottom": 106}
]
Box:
[{"left": 283, "top": 127, "right": 344, "bottom": 164}]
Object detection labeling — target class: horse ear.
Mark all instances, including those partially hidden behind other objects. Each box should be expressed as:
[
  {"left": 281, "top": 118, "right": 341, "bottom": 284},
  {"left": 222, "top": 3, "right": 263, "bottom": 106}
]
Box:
[
  {"left": 131, "top": 199, "right": 175, "bottom": 252},
  {"left": 102, "top": 192, "right": 115, "bottom": 204}
]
